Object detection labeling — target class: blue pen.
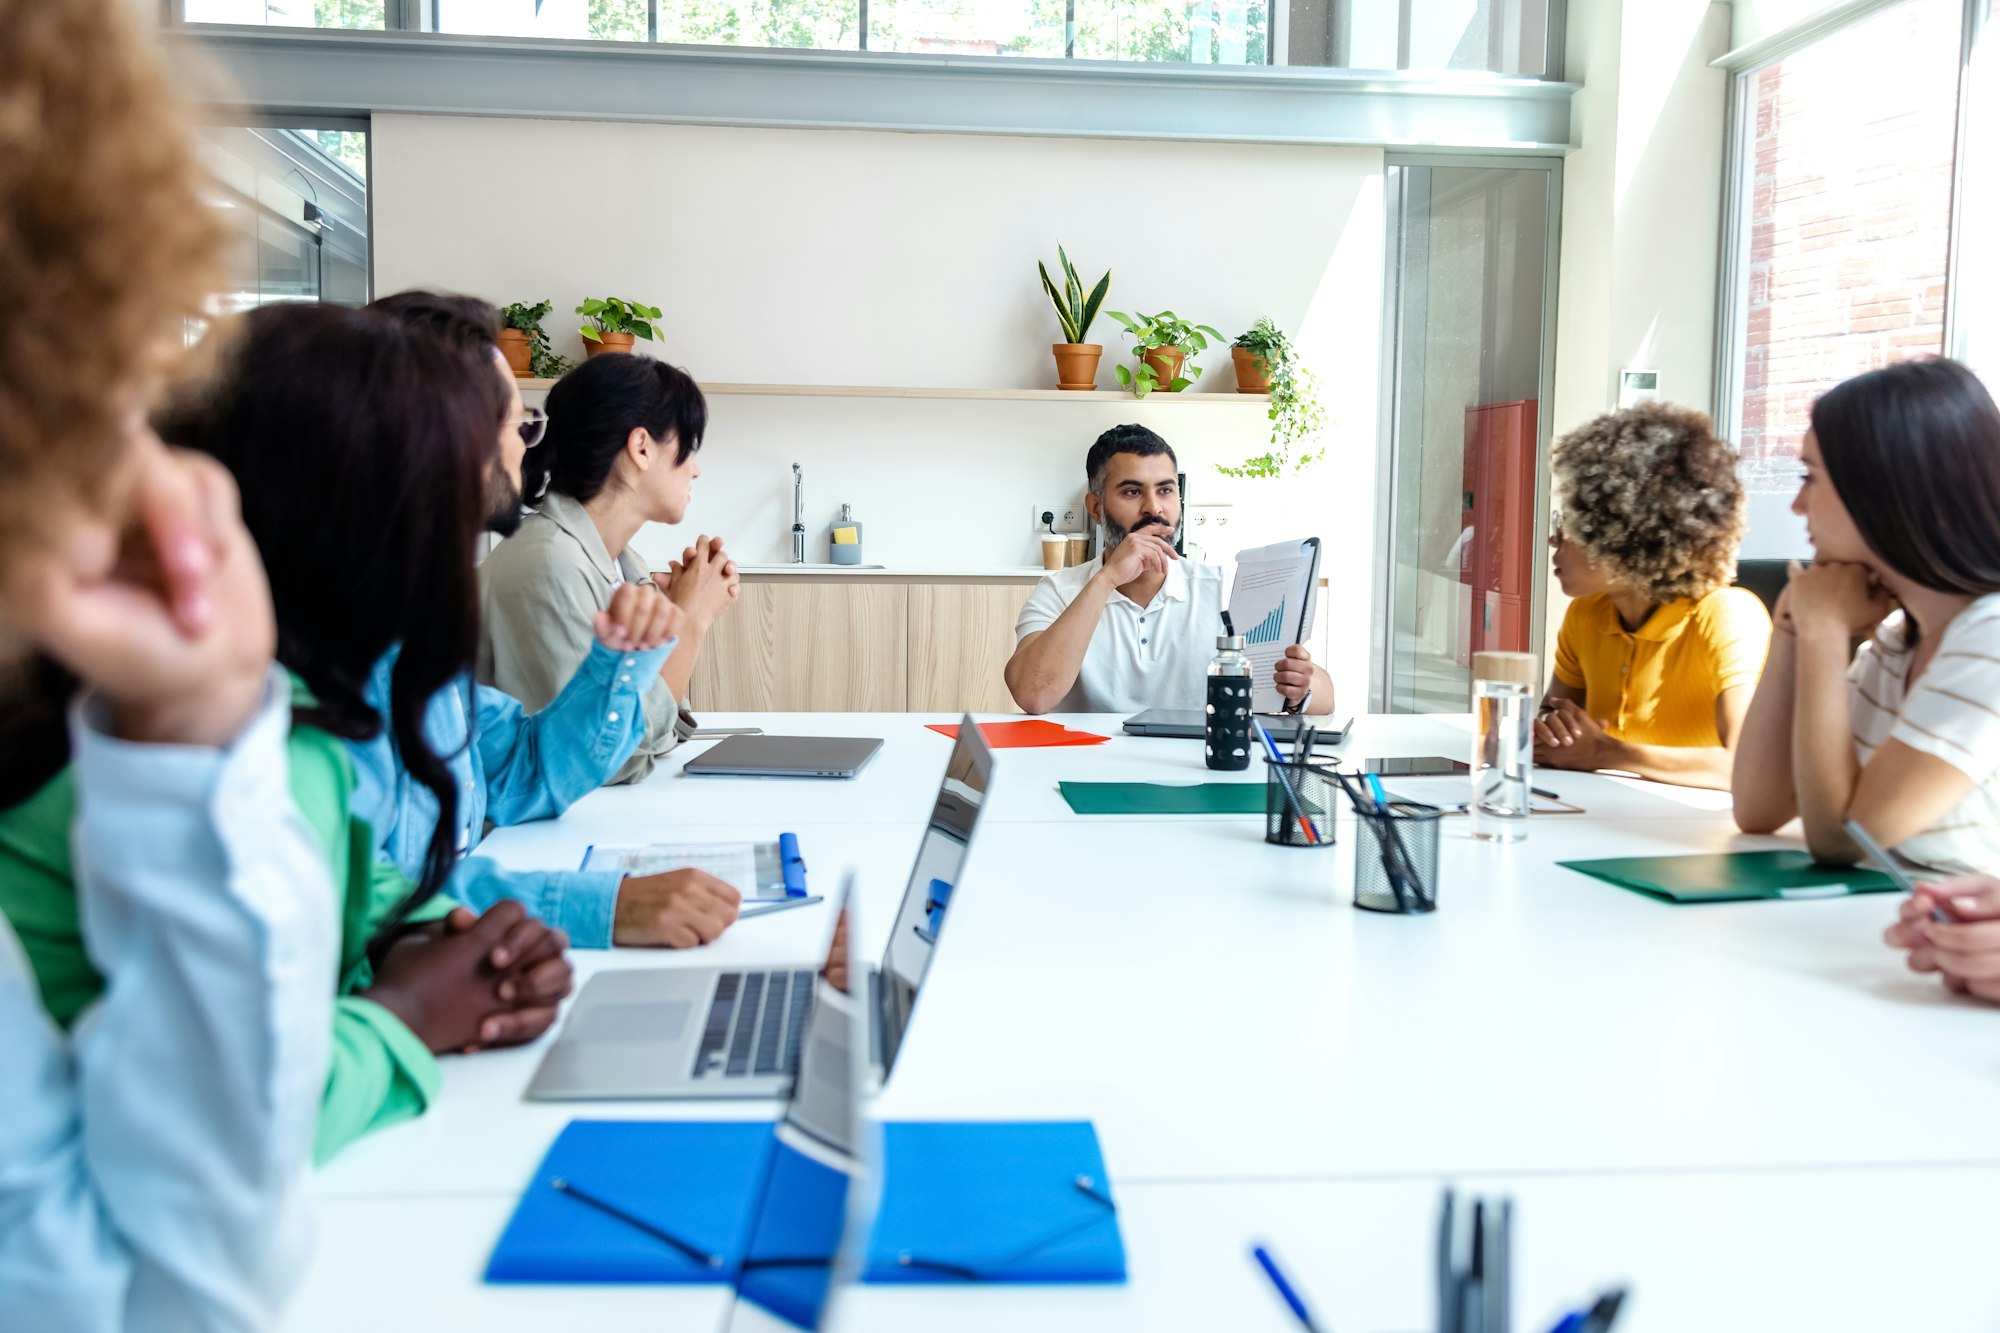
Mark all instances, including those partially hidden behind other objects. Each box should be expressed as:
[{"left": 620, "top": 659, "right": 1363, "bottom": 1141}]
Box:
[
  {"left": 1364, "top": 772, "right": 1390, "bottom": 811},
  {"left": 1251, "top": 1244, "right": 1322, "bottom": 1333},
  {"left": 1546, "top": 1315, "right": 1587, "bottom": 1333}
]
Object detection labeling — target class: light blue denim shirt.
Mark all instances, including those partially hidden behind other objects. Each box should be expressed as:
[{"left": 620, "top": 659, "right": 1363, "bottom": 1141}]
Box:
[
  {"left": 0, "top": 669, "right": 336, "bottom": 1333},
  {"left": 348, "top": 636, "right": 673, "bottom": 948}
]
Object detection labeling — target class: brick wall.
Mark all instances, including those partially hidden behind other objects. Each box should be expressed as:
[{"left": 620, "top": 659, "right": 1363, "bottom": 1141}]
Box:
[{"left": 1737, "top": 0, "right": 1959, "bottom": 493}]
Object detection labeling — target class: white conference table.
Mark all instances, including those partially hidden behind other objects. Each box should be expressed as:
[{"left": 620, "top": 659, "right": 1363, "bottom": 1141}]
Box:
[{"left": 289, "top": 713, "right": 2000, "bottom": 1333}]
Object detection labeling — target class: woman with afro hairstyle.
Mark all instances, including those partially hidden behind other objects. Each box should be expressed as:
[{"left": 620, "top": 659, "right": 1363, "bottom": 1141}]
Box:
[{"left": 1536, "top": 402, "right": 1770, "bottom": 789}]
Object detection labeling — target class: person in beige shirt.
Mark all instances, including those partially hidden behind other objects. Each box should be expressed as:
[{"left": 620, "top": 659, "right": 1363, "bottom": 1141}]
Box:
[{"left": 479, "top": 353, "right": 739, "bottom": 785}]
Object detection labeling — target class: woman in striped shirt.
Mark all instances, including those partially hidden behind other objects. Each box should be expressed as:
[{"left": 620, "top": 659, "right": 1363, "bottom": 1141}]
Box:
[{"left": 1733, "top": 359, "right": 2000, "bottom": 897}]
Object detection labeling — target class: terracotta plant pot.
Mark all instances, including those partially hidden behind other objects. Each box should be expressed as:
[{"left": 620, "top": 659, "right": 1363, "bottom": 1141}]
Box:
[
  {"left": 1051, "top": 343, "right": 1102, "bottom": 391},
  {"left": 584, "top": 330, "right": 636, "bottom": 358},
  {"left": 1139, "top": 345, "right": 1188, "bottom": 391},
  {"left": 1231, "top": 346, "right": 1273, "bottom": 393},
  {"left": 497, "top": 328, "right": 533, "bottom": 378}
]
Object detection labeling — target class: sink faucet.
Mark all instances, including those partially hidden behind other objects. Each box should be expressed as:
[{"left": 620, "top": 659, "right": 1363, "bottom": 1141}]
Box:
[{"left": 790, "top": 463, "right": 805, "bottom": 564}]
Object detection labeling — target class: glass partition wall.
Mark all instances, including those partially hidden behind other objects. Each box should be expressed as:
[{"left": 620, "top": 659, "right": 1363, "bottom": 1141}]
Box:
[
  {"left": 1379, "top": 158, "right": 1557, "bottom": 714},
  {"left": 200, "top": 124, "right": 370, "bottom": 311}
]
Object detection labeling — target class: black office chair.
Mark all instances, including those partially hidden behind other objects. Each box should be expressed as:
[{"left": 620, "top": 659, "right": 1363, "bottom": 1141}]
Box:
[{"left": 1732, "top": 558, "right": 1793, "bottom": 615}]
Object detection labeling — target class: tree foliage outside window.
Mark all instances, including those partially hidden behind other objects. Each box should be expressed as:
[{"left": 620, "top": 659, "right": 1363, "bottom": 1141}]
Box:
[
  {"left": 306, "top": 130, "right": 368, "bottom": 181},
  {"left": 313, "top": 0, "right": 385, "bottom": 28}
]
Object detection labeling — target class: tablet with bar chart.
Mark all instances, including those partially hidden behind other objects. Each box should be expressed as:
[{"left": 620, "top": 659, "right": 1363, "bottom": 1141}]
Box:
[{"left": 1227, "top": 538, "right": 1321, "bottom": 713}]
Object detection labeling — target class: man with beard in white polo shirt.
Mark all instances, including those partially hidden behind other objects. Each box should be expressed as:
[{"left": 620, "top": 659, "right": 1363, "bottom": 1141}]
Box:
[{"left": 1005, "top": 424, "right": 1336, "bottom": 716}]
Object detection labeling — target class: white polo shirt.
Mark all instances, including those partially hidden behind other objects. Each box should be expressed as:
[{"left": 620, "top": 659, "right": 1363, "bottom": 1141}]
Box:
[{"left": 1015, "top": 555, "right": 1226, "bottom": 713}]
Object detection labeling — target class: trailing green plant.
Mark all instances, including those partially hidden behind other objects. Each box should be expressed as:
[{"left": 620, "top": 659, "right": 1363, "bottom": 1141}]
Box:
[
  {"left": 1103, "top": 309, "right": 1224, "bottom": 397},
  {"left": 1037, "top": 245, "right": 1111, "bottom": 345},
  {"left": 576, "top": 296, "right": 663, "bottom": 344},
  {"left": 1217, "top": 317, "right": 1328, "bottom": 479},
  {"left": 500, "top": 300, "right": 575, "bottom": 379}
]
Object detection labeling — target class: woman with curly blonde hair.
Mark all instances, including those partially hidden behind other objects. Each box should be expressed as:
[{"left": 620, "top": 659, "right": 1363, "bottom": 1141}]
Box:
[
  {"left": 1535, "top": 401, "right": 1771, "bottom": 789},
  {"left": 0, "top": 2, "right": 341, "bottom": 1326}
]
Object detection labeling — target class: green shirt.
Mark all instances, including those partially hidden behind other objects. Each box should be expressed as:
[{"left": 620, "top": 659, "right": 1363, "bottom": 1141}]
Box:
[{"left": 0, "top": 690, "right": 452, "bottom": 1164}]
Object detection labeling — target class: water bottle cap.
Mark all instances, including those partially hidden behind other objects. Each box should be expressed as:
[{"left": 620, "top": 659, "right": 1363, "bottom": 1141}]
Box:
[{"left": 1217, "top": 634, "right": 1246, "bottom": 651}]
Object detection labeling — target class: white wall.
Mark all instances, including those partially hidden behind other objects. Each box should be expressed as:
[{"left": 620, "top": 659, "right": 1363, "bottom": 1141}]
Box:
[
  {"left": 1728, "top": 0, "right": 1844, "bottom": 49},
  {"left": 1545, "top": 0, "right": 1731, "bottom": 651},
  {"left": 372, "top": 115, "right": 1386, "bottom": 707}
]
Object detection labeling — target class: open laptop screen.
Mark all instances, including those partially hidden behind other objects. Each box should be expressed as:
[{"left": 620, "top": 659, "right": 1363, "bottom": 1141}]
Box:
[{"left": 876, "top": 719, "right": 994, "bottom": 1078}]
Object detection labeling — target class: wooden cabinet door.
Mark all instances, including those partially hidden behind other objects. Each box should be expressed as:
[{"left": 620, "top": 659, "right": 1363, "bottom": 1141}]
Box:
[
  {"left": 907, "top": 583, "right": 1031, "bottom": 714},
  {"left": 690, "top": 582, "right": 909, "bottom": 711}
]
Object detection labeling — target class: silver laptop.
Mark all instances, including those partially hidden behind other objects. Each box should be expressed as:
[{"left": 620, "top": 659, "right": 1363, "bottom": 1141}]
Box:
[
  {"left": 527, "top": 716, "right": 995, "bottom": 1101},
  {"left": 682, "top": 734, "right": 884, "bottom": 779},
  {"left": 1123, "top": 709, "right": 1352, "bottom": 747},
  {"left": 721, "top": 874, "right": 875, "bottom": 1333}
]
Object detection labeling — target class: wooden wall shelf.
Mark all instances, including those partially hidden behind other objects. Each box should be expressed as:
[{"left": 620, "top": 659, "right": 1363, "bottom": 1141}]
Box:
[{"left": 515, "top": 379, "right": 1269, "bottom": 404}]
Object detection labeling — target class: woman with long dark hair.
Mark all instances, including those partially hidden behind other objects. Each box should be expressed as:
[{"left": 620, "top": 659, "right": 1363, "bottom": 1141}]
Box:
[
  {"left": 1732, "top": 358, "right": 2000, "bottom": 992},
  {"left": 0, "top": 302, "right": 579, "bottom": 1165}
]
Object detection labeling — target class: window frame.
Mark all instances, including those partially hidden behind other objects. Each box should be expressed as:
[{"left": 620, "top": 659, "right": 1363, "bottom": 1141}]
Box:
[{"left": 1712, "top": 0, "right": 1987, "bottom": 496}]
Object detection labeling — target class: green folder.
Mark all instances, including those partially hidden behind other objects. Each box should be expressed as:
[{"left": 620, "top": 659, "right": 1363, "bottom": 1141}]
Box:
[
  {"left": 1058, "top": 781, "right": 1304, "bottom": 816},
  {"left": 1558, "top": 851, "right": 1899, "bottom": 904}
]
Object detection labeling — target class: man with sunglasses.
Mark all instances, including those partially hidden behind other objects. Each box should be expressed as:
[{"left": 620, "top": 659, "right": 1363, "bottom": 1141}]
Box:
[
  {"left": 1006, "top": 424, "right": 1336, "bottom": 716},
  {"left": 342, "top": 292, "right": 742, "bottom": 953}
]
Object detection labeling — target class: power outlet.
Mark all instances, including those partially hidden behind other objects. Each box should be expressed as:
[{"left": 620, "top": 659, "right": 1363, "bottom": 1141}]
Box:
[
  {"left": 1187, "top": 502, "right": 1234, "bottom": 533},
  {"left": 1031, "top": 501, "right": 1088, "bottom": 534}
]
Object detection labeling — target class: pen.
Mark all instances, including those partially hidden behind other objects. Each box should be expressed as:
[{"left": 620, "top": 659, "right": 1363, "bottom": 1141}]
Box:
[
  {"left": 1531, "top": 786, "right": 1561, "bottom": 801},
  {"left": 738, "top": 894, "right": 825, "bottom": 919},
  {"left": 550, "top": 1176, "right": 722, "bottom": 1269},
  {"left": 1844, "top": 817, "right": 1949, "bottom": 923},
  {"left": 1436, "top": 1190, "right": 1456, "bottom": 1333},
  {"left": 1364, "top": 773, "right": 1389, "bottom": 811},
  {"left": 1578, "top": 1289, "right": 1626, "bottom": 1333},
  {"left": 1463, "top": 1199, "right": 1485, "bottom": 1333},
  {"left": 1250, "top": 1244, "right": 1323, "bottom": 1333},
  {"left": 1255, "top": 721, "right": 1320, "bottom": 844}
]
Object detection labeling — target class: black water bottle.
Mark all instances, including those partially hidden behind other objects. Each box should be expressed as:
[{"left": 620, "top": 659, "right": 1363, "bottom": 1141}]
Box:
[{"left": 1205, "top": 632, "right": 1252, "bottom": 771}]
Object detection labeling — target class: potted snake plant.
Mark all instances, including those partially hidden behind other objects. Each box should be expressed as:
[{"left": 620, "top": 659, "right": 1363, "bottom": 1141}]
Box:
[{"left": 1038, "top": 245, "right": 1111, "bottom": 390}]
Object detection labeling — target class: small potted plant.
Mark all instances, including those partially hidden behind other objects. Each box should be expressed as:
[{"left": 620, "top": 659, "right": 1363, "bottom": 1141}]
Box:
[
  {"left": 499, "top": 300, "right": 574, "bottom": 380},
  {"left": 576, "top": 296, "right": 664, "bottom": 358},
  {"left": 1104, "top": 309, "right": 1224, "bottom": 397},
  {"left": 1217, "top": 318, "right": 1329, "bottom": 478},
  {"left": 1230, "top": 317, "right": 1286, "bottom": 393},
  {"left": 1037, "top": 245, "right": 1111, "bottom": 390}
]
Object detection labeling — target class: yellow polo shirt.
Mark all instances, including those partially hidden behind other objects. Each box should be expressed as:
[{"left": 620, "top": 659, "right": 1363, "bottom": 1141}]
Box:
[{"left": 1551, "top": 588, "right": 1771, "bottom": 747}]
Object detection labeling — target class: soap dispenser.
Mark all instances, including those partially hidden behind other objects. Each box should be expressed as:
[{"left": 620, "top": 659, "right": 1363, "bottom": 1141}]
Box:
[{"left": 828, "top": 503, "right": 864, "bottom": 565}]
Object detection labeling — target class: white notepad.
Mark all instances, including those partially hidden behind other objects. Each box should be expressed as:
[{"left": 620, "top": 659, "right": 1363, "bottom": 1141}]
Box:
[{"left": 579, "top": 842, "right": 786, "bottom": 896}]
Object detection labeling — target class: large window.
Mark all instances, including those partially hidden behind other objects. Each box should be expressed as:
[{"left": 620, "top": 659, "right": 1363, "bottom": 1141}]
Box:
[
  {"left": 181, "top": 0, "right": 1544, "bottom": 71},
  {"left": 1719, "top": 0, "right": 1978, "bottom": 554},
  {"left": 186, "top": 0, "right": 386, "bottom": 27}
]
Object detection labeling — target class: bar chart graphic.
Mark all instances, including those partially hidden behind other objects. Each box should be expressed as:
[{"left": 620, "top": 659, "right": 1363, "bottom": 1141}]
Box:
[{"left": 1244, "top": 603, "right": 1286, "bottom": 645}]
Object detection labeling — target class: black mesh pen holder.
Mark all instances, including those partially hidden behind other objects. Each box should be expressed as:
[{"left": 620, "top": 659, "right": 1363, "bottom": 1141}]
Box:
[
  {"left": 1263, "top": 759, "right": 1339, "bottom": 849},
  {"left": 1350, "top": 801, "right": 1441, "bottom": 915}
]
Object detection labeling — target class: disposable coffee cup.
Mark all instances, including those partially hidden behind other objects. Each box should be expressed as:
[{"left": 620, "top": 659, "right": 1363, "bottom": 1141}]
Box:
[
  {"left": 1040, "top": 535, "right": 1068, "bottom": 570},
  {"left": 1066, "top": 533, "right": 1088, "bottom": 566}
]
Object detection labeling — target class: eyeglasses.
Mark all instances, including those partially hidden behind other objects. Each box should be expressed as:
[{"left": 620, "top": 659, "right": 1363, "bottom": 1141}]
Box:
[
  {"left": 516, "top": 405, "right": 547, "bottom": 449},
  {"left": 1549, "top": 508, "right": 1564, "bottom": 540}
]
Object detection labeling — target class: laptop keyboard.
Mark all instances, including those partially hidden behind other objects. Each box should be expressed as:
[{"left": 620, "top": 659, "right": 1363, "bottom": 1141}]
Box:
[{"left": 692, "top": 970, "right": 815, "bottom": 1079}]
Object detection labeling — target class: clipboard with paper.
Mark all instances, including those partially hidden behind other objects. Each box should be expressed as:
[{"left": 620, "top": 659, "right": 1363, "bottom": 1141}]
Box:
[{"left": 1227, "top": 537, "right": 1321, "bottom": 713}]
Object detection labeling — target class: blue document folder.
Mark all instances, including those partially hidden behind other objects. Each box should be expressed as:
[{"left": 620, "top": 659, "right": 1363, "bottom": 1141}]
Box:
[
  {"left": 484, "top": 1120, "right": 772, "bottom": 1283},
  {"left": 863, "top": 1121, "right": 1127, "bottom": 1284}
]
